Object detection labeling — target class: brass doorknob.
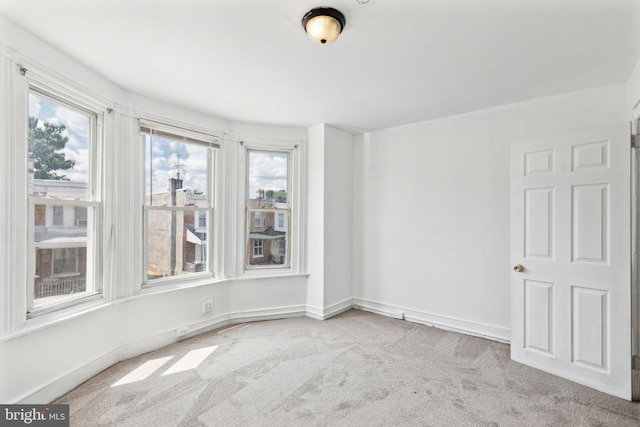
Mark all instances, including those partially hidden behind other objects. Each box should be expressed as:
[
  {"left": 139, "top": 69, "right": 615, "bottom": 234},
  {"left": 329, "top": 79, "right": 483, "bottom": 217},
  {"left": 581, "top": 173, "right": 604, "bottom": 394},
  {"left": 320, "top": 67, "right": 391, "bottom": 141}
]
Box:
[{"left": 513, "top": 264, "right": 524, "bottom": 272}]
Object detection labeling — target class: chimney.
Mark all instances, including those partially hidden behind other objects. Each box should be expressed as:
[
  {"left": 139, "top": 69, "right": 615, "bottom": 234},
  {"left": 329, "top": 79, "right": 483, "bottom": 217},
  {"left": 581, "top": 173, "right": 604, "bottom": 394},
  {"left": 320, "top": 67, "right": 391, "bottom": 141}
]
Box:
[{"left": 170, "top": 177, "right": 183, "bottom": 201}]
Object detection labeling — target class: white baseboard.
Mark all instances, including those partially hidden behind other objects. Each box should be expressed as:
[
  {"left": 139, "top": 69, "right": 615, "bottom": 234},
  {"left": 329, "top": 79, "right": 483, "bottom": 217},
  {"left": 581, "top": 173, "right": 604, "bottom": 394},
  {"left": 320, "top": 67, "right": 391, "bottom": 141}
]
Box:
[
  {"left": 16, "top": 304, "right": 307, "bottom": 404},
  {"left": 15, "top": 346, "right": 122, "bottom": 404},
  {"left": 306, "top": 298, "right": 353, "bottom": 320},
  {"left": 184, "top": 304, "right": 307, "bottom": 338},
  {"left": 353, "top": 298, "right": 510, "bottom": 343},
  {"left": 305, "top": 304, "right": 323, "bottom": 320}
]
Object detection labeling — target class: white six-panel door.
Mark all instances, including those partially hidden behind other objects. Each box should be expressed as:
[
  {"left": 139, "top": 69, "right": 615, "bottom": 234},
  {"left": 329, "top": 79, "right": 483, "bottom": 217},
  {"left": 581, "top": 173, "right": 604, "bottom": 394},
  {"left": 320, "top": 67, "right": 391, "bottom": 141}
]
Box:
[{"left": 510, "top": 123, "right": 631, "bottom": 400}]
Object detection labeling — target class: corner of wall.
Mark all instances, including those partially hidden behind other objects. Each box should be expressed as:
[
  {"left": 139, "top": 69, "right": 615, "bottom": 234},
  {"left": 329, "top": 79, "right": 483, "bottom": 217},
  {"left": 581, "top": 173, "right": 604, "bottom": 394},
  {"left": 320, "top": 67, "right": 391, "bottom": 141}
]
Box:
[{"left": 625, "top": 57, "right": 640, "bottom": 116}]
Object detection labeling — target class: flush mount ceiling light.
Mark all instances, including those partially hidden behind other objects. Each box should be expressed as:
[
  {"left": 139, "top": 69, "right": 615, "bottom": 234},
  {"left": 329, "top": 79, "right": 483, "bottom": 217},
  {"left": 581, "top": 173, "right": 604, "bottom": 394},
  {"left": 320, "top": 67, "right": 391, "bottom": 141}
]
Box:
[{"left": 302, "top": 7, "right": 346, "bottom": 45}]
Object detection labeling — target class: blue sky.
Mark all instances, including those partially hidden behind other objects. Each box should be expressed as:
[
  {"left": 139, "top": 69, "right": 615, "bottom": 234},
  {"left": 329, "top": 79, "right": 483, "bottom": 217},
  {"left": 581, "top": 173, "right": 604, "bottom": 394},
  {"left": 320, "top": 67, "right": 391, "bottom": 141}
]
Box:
[{"left": 29, "top": 93, "right": 90, "bottom": 184}]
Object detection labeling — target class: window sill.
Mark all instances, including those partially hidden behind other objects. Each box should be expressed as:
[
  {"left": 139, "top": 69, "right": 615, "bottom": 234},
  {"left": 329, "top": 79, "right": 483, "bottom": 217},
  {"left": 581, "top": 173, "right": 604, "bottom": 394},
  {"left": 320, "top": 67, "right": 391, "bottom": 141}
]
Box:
[
  {"left": 2, "top": 295, "right": 108, "bottom": 343},
  {"left": 28, "top": 292, "right": 102, "bottom": 318},
  {"left": 139, "top": 271, "right": 309, "bottom": 294},
  {"left": 234, "top": 271, "right": 309, "bottom": 282},
  {"left": 140, "top": 273, "right": 220, "bottom": 295}
]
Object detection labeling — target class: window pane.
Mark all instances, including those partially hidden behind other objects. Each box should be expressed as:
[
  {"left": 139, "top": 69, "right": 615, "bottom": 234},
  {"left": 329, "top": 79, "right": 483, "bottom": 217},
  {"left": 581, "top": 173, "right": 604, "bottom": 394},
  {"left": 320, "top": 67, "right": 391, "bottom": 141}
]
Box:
[
  {"left": 74, "top": 206, "right": 88, "bottom": 227},
  {"left": 52, "top": 248, "right": 78, "bottom": 274},
  {"left": 145, "top": 134, "right": 208, "bottom": 207},
  {"left": 35, "top": 247, "right": 86, "bottom": 299},
  {"left": 197, "top": 212, "right": 207, "bottom": 228},
  {"left": 248, "top": 151, "right": 288, "bottom": 203},
  {"left": 28, "top": 93, "right": 92, "bottom": 200},
  {"left": 33, "top": 204, "right": 93, "bottom": 302},
  {"left": 147, "top": 209, "right": 209, "bottom": 279},
  {"left": 246, "top": 209, "right": 287, "bottom": 266},
  {"left": 52, "top": 205, "right": 64, "bottom": 226}
]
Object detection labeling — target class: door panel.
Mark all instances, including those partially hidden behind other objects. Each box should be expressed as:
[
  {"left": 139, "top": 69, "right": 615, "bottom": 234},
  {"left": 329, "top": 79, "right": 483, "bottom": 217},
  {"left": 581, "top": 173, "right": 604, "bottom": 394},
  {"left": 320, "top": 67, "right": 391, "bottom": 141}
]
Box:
[
  {"left": 524, "top": 188, "right": 554, "bottom": 258},
  {"left": 572, "top": 286, "right": 607, "bottom": 369},
  {"left": 572, "top": 184, "right": 608, "bottom": 263},
  {"left": 524, "top": 279, "right": 553, "bottom": 355},
  {"left": 511, "top": 123, "right": 631, "bottom": 400}
]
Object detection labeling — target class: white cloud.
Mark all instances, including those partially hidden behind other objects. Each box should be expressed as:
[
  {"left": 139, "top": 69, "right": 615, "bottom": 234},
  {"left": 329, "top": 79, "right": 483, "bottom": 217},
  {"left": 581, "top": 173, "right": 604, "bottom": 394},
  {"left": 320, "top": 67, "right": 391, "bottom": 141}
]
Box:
[
  {"left": 152, "top": 156, "right": 170, "bottom": 170},
  {"left": 65, "top": 134, "right": 83, "bottom": 149},
  {"left": 248, "top": 152, "right": 288, "bottom": 198},
  {"left": 28, "top": 94, "right": 42, "bottom": 117},
  {"left": 145, "top": 138, "right": 209, "bottom": 196},
  {"left": 54, "top": 106, "right": 91, "bottom": 139}
]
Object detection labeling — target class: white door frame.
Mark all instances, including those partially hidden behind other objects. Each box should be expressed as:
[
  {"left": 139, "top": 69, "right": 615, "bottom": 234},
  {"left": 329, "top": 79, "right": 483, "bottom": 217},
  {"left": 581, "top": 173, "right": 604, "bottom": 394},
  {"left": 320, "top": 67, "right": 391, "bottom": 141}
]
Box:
[{"left": 632, "top": 101, "right": 640, "bottom": 401}]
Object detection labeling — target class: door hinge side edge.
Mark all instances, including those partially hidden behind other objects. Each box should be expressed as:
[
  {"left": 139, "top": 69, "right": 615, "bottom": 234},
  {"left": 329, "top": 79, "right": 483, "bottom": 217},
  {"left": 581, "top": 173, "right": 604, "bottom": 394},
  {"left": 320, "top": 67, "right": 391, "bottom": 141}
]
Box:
[{"left": 633, "top": 355, "right": 640, "bottom": 370}]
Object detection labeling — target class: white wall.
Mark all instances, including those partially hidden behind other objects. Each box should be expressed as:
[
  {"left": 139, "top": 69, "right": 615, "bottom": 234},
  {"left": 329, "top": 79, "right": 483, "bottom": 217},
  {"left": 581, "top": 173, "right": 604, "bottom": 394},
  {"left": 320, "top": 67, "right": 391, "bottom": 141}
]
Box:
[
  {"left": 0, "top": 17, "right": 309, "bottom": 404},
  {"left": 306, "top": 124, "right": 325, "bottom": 314},
  {"left": 323, "top": 126, "right": 354, "bottom": 309},
  {"left": 307, "top": 124, "right": 354, "bottom": 318},
  {"left": 625, "top": 58, "right": 640, "bottom": 116},
  {"left": 353, "top": 84, "right": 628, "bottom": 341}
]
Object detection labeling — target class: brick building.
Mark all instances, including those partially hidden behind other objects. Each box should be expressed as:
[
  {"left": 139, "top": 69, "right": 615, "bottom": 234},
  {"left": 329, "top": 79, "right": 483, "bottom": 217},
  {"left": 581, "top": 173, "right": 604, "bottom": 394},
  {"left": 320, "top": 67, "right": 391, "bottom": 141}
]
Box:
[
  {"left": 146, "top": 177, "right": 207, "bottom": 278},
  {"left": 32, "top": 179, "right": 89, "bottom": 298},
  {"left": 246, "top": 189, "right": 287, "bottom": 266}
]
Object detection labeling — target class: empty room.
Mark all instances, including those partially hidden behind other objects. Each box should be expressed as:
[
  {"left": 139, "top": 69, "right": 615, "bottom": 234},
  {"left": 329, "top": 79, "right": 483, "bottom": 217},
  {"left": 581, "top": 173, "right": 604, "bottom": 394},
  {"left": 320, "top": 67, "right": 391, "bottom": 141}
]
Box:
[{"left": 1, "top": 0, "right": 640, "bottom": 425}]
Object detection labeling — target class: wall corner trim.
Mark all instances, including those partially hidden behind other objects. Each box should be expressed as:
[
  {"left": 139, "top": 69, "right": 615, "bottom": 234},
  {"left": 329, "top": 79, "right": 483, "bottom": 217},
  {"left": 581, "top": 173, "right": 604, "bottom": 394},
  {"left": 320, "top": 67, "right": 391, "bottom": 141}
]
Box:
[{"left": 306, "top": 298, "right": 353, "bottom": 320}]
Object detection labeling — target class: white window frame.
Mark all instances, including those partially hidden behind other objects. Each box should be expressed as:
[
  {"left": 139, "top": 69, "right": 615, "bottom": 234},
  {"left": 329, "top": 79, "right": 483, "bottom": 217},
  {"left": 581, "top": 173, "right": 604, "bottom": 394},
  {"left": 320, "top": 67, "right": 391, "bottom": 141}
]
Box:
[
  {"left": 25, "top": 81, "right": 104, "bottom": 317},
  {"left": 278, "top": 212, "right": 284, "bottom": 228},
  {"left": 140, "top": 120, "right": 219, "bottom": 287},
  {"left": 240, "top": 140, "right": 305, "bottom": 275},
  {"left": 254, "top": 211, "right": 262, "bottom": 227}
]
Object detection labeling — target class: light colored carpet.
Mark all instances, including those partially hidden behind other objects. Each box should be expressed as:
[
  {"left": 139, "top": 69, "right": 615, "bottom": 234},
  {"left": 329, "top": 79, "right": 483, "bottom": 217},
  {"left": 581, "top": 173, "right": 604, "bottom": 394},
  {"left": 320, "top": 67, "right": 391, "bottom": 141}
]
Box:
[{"left": 56, "top": 309, "right": 640, "bottom": 426}]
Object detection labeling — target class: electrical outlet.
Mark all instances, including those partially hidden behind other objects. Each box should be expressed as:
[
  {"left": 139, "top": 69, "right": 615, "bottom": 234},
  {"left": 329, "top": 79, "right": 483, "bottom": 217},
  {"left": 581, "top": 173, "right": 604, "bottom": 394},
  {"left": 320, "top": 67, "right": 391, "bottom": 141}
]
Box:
[
  {"left": 176, "top": 327, "right": 189, "bottom": 337},
  {"left": 201, "top": 299, "right": 214, "bottom": 314}
]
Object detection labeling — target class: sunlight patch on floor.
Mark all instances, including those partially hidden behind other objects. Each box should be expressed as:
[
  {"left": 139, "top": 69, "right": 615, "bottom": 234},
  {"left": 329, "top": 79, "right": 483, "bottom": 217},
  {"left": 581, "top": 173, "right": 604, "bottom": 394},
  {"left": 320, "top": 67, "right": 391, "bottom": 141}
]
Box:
[
  {"left": 161, "top": 345, "right": 218, "bottom": 376},
  {"left": 111, "top": 356, "right": 174, "bottom": 387}
]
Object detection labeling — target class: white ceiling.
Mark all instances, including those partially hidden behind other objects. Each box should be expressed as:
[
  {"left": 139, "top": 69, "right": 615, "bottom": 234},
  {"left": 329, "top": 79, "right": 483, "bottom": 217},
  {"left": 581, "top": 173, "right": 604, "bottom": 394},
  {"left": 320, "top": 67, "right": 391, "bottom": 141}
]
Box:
[{"left": 1, "top": 0, "right": 639, "bottom": 133}]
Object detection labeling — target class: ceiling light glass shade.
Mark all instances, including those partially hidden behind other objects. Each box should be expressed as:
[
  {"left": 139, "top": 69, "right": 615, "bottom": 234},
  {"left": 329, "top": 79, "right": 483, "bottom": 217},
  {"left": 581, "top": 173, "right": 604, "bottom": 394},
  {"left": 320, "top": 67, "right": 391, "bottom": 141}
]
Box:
[{"left": 302, "top": 7, "right": 346, "bottom": 45}]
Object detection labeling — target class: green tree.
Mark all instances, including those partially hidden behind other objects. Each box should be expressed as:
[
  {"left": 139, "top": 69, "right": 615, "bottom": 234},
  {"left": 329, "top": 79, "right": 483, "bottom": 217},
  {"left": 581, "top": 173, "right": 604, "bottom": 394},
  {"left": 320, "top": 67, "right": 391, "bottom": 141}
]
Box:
[
  {"left": 28, "top": 116, "right": 75, "bottom": 180},
  {"left": 264, "top": 189, "right": 287, "bottom": 203},
  {"left": 274, "top": 189, "right": 287, "bottom": 203}
]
